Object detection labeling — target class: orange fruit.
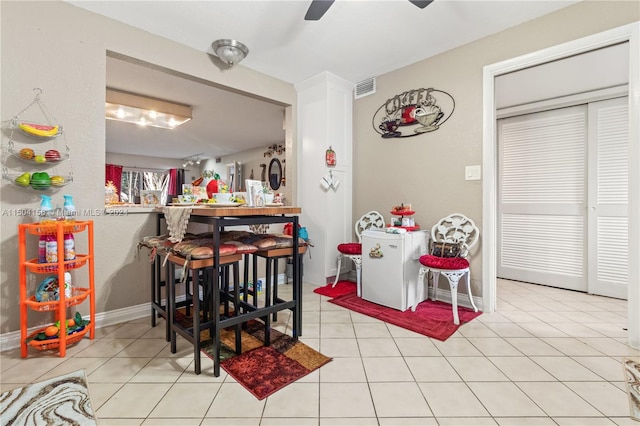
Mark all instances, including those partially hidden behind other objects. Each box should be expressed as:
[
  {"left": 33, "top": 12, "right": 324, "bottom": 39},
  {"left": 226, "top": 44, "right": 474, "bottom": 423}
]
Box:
[
  {"left": 67, "top": 319, "right": 75, "bottom": 327},
  {"left": 44, "top": 325, "right": 59, "bottom": 337}
]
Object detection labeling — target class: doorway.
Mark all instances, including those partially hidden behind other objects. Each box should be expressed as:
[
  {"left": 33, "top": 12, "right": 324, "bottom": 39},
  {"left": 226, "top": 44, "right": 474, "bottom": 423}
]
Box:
[{"left": 482, "top": 23, "right": 640, "bottom": 348}]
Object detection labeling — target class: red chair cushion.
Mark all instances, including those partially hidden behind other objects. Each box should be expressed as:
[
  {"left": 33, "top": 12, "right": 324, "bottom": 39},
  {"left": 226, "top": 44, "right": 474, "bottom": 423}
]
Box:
[
  {"left": 419, "top": 254, "right": 469, "bottom": 270},
  {"left": 337, "top": 243, "right": 361, "bottom": 255}
]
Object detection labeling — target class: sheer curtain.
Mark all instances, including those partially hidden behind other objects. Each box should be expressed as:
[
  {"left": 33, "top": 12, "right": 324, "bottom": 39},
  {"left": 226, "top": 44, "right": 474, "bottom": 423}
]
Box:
[{"left": 105, "top": 164, "right": 123, "bottom": 201}]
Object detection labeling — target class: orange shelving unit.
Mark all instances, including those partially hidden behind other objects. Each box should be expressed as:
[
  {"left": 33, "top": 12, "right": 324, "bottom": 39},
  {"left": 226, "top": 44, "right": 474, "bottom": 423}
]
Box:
[{"left": 19, "top": 220, "right": 95, "bottom": 357}]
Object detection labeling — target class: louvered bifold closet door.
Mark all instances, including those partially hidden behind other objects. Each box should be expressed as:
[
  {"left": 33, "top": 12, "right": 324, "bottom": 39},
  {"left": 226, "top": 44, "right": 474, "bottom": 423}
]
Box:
[
  {"left": 498, "top": 106, "right": 588, "bottom": 292},
  {"left": 588, "top": 97, "right": 628, "bottom": 299}
]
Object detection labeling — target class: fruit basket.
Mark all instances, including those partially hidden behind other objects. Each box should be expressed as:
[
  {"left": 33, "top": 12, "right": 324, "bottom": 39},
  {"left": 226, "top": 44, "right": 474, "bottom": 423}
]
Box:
[
  {"left": 3, "top": 171, "right": 73, "bottom": 190},
  {"left": 15, "top": 122, "right": 63, "bottom": 140},
  {"left": 25, "top": 287, "right": 91, "bottom": 311},
  {"left": 24, "top": 254, "right": 89, "bottom": 274},
  {"left": 11, "top": 147, "right": 69, "bottom": 164},
  {"left": 27, "top": 325, "right": 88, "bottom": 351}
]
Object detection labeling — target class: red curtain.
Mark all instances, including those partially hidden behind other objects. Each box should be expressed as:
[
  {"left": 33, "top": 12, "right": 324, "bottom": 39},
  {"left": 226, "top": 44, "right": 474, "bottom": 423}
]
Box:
[
  {"left": 105, "top": 164, "right": 123, "bottom": 200},
  {"left": 168, "top": 168, "right": 177, "bottom": 196}
]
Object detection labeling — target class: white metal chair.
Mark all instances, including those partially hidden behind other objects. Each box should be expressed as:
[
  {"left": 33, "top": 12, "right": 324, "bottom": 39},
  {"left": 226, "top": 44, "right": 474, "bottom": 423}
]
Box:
[
  {"left": 412, "top": 213, "right": 479, "bottom": 324},
  {"left": 332, "top": 211, "right": 385, "bottom": 297}
]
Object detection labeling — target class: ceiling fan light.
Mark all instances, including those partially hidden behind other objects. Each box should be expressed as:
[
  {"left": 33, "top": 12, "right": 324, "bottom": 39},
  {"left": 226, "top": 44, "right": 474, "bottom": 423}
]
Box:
[{"left": 211, "top": 39, "right": 249, "bottom": 67}]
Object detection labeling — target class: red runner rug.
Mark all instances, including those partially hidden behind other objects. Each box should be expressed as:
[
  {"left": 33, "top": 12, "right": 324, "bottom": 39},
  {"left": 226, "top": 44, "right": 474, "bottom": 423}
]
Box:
[
  {"left": 313, "top": 280, "right": 357, "bottom": 298},
  {"left": 328, "top": 292, "right": 482, "bottom": 341}
]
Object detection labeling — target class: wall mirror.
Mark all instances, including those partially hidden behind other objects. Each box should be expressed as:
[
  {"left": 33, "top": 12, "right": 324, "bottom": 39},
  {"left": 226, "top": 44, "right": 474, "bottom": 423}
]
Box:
[{"left": 269, "top": 158, "right": 282, "bottom": 190}]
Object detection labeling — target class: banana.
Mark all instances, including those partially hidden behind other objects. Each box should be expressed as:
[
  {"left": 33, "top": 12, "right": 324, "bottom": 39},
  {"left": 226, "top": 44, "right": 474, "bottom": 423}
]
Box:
[{"left": 18, "top": 122, "right": 60, "bottom": 137}]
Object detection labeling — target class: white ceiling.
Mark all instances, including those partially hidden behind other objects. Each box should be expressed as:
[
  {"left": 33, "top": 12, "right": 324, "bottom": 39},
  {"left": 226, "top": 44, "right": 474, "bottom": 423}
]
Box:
[{"left": 68, "top": 0, "right": 579, "bottom": 160}]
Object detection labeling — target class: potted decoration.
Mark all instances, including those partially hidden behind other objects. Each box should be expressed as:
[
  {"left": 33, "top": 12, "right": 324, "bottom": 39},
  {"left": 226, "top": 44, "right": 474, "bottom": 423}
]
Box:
[{"left": 202, "top": 170, "right": 221, "bottom": 198}]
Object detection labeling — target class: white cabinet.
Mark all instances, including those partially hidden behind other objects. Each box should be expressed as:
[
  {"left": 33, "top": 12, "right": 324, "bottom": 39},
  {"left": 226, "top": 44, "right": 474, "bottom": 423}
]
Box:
[{"left": 361, "top": 229, "right": 428, "bottom": 311}]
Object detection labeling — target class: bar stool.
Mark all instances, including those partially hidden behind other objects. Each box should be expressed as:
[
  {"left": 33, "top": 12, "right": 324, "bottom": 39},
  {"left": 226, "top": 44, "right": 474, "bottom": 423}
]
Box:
[
  {"left": 252, "top": 245, "right": 306, "bottom": 336},
  {"left": 166, "top": 253, "right": 242, "bottom": 375}
]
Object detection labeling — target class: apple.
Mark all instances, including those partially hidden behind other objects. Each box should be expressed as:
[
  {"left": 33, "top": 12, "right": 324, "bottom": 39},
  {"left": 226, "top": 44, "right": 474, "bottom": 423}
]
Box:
[
  {"left": 31, "top": 172, "right": 51, "bottom": 190},
  {"left": 19, "top": 148, "right": 34, "bottom": 160},
  {"left": 34, "top": 155, "right": 46, "bottom": 164},
  {"left": 45, "top": 149, "right": 61, "bottom": 162},
  {"left": 14, "top": 172, "right": 30, "bottom": 187}
]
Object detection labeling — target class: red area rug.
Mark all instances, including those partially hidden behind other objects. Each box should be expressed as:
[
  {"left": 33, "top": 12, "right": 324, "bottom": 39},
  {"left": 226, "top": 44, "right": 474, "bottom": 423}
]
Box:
[
  {"left": 313, "top": 280, "right": 357, "bottom": 298},
  {"left": 328, "top": 292, "right": 482, "bottom": 341},
  {"left": 200, "top": 320, "right": 332, "bottom": 400}
]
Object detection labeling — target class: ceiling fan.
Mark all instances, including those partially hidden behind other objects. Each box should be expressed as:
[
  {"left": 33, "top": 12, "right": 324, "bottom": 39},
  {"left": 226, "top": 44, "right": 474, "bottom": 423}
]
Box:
[{"left": 305, "top": 0, "right": 434, "bottom": 21}]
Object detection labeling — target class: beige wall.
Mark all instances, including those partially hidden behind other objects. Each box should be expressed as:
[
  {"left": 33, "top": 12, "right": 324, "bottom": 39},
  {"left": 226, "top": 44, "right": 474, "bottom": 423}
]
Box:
[
  {"left": 0, "top": 0, "right": 296, "bottom": 334},
  {"left": 353, "top": 1, "right": 639, "bottom": 297}
]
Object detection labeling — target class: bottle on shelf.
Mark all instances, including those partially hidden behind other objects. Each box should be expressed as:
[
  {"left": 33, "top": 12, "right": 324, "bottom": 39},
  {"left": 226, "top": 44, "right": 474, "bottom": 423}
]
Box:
[
  {"left": 38, "top": 235, "right": 47, "bottom": 263},
  {"left": 63, "top": 195, "right": 75, "bottom": 221},
  {"left": 45, "top": 234, "right": 58, "bottom": 263},
  {"left": 64, "top": 233, "right": 75, "bottom": 261}
]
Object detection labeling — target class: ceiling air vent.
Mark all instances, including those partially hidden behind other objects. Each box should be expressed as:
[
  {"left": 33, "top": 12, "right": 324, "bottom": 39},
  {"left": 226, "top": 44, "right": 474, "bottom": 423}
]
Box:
[{"left": 354, "top": 77, "right": 376, "bottom": 99}]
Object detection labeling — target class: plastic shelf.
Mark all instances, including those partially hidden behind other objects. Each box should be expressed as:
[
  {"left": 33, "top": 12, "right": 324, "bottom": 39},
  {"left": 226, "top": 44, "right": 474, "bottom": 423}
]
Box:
[
  {"left": 25, "top": 221, "right": 88, "bottom": 235},
  {"left": 27, "top": 325, "right": 88, "bottom": 351},
  {"left": 24, "top": 254, "right": 89, "bottom": 274},
  {"left": 24, "top": 287, "right": 91, "bottom": 311}
]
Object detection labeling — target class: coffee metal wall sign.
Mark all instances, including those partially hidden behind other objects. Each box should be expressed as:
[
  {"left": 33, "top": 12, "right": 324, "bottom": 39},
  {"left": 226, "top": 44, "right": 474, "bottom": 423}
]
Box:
[{"left": 372, "top": 88, "right": 455, "bottom": 138}]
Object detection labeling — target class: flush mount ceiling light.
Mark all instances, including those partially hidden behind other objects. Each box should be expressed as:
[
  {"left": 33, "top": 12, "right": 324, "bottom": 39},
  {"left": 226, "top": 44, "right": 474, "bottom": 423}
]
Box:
[
  {"left": 105, "top": 88, "right": 192, "bottom": 129},
  {"left": 211, "top": 39, "right": 249, "bottom": 67}
]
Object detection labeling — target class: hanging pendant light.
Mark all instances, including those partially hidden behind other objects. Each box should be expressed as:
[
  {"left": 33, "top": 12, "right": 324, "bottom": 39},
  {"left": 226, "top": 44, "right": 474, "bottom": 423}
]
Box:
[{"left": 211, "top": 39, "right": 249, "bottom": 67}]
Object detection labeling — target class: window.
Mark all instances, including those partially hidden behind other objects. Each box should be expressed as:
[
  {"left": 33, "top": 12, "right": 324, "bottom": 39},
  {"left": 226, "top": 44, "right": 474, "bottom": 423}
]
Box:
[{"left": 120, "top": 168, "right": 169, "bottom": 205}]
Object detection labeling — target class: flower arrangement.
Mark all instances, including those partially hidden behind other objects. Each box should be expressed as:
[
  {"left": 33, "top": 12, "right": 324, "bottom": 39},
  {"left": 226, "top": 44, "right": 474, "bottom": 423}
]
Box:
[{"left": 202, "top": 170, "right": 220, "bottom": 179}]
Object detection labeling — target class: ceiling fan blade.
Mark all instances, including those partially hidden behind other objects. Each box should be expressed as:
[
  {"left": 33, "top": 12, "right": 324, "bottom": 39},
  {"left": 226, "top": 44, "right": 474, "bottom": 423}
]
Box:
[
  {"left": 408, "top": 0, "right": 434, "bottom": 9},
  {"left": 305, "top": 0, "right": 335, "bottom": 21}
]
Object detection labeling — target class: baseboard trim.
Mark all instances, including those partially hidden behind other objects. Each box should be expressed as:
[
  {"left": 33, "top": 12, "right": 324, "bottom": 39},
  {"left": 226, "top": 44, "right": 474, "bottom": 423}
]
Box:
[{"left": 1, "top": 273, "right": 289, "bottom": 351}]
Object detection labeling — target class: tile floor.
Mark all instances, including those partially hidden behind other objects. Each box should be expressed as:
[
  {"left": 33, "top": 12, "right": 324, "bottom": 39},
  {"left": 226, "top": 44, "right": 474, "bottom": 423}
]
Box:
[{"left": 2, "top": 279, "right": 639, "bottom": 425}]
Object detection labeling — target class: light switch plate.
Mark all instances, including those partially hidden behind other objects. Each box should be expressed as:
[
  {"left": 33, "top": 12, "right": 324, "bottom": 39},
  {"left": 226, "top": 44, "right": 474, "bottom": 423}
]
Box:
[{"left": 465, "top": 165, "right": 481, "bottom": 181}]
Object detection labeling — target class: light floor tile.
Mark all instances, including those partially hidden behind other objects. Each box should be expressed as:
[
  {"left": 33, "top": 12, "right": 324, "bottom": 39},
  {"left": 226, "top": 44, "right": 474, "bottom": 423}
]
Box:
[
  {"left": 447, "top": 356, "right": 510, "bottom": 382},
  {"left": 418, "top": 382, "right": 489, "bottom": 417},
  {"left": 353, "top": 322, "right": 392, "bottom": 338},
  {"left": 394, "top": 337, "right": 442, "bottom": 356},
  {"left": 530, "top": 356, "right": 604, "bottom": 381},
  {"left": 432, "top": 338, "right": 484, "bottom": 356},
  {"left": 319, "top": 356, "right": 367, "bottom": 383},
  {"left": 466, "top": 337, "right": 522, "bottom": 356},
  {"left": 369, "top": 382, "right": 432, "bottom": 417},
  {"left": 563, "top": 381, "right": 631, "bottom": 417},
  {"left": 149, "top": 383, "right": 220, "bottom": 418},
  {"left": 205, "top": 383, "right": 266, "bottom": 418},
  {"left": 516, "top": 381, "right": 602, "bottom": 417},
  {"left": 504, "top": 337, "right": 564, "bottom": 356},
  {"left": 319, "top": 383, "right": 376, "bottom": 418},
  {"left": 467, "top": 382, "right": 546, "bottom": 417},
  {"left": 488, "top": 356, "right": 557, "bottom": 381},
  {"left": 263, "top": 382, "right": 320, "bottom": 418},
  {"left": 320, "top": 338, "right": 361, "bottom": 357},
  {"left": 88, "top": 356, "right": 151, "bottom": 383},
  {"left": 96, "top": 383, "right": 172, "bottom": 418},
  {"left": 573, "top": 356, "right": 624, "bottom": 381},
  {"left": 362, "top": 357, "right": 414, "bottom": 382},
  {"left": 405, "top": 356, "right": 462, "bottom": 382},
  {"left": 357, "top": 337, "right": 401, "bottom": 357}
]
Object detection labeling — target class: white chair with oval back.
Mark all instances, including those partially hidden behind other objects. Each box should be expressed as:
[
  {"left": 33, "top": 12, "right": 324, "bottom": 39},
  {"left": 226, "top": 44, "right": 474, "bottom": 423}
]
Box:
[
  {"left": 332, "top": 211, "right": 385, "bottom": 297},
  {"left": 412, "top": 213, "right": 479, "bottom": 324}
]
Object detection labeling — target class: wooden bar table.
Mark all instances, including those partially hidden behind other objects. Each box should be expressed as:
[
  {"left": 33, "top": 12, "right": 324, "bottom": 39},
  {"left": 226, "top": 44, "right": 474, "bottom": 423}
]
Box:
[{"left": 156, "top": 205, "right": 303, "bottom": 376}]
